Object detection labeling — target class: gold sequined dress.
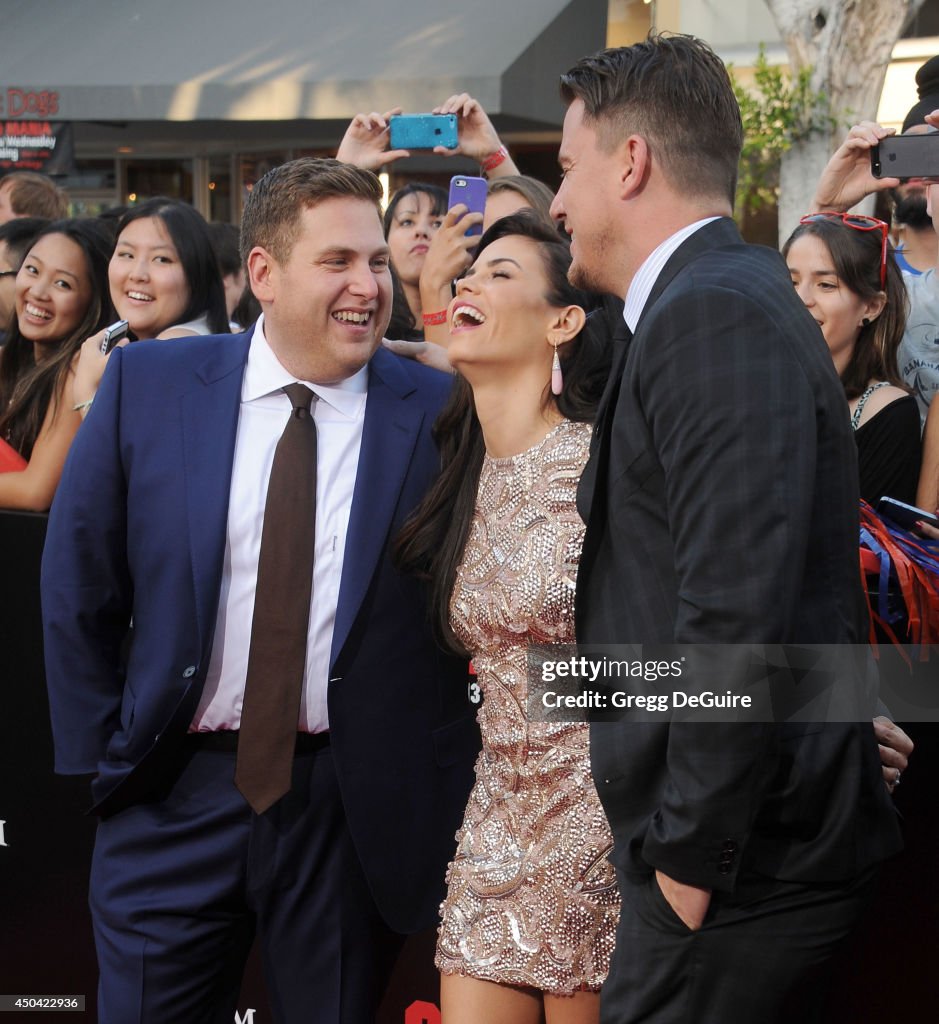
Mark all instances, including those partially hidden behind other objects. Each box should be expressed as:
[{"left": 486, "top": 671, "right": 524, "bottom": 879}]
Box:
[{"left": 435, "top": 419, "right": 620, "bottom": 995}]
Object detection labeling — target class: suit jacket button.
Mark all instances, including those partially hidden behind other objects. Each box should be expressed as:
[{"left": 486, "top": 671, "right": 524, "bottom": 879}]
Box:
[
  {"left": 722, "top": 840, "right": 738, "bottom": 852},
  {"left": 182, "top": 666, "right": 196, "bottom": 678},
  {"left": 718, "top": 863, "right": 732, "bottom": 874}
]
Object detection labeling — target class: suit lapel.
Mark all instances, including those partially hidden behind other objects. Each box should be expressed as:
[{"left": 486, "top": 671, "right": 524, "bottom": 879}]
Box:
[
  {"left": 578, "top": 218, "right": 742, "bottom": 587},
  {"left": 330, "top": 348, "right": 425, "bottom": 665},
  {"left": 578, "top": 316, "right": 631, "bottom": 513},
  {"left": 180, "top": 330, "right": 251, "bottom": 649},
  {"left": 635, "top": 217, "right": 743, "bottom": 335},
  {"left": 592, "top": 319, "right": 633, "bottom": 444},
  {"left": 592, "top": 217, "right": 742, "bottom": 459}
]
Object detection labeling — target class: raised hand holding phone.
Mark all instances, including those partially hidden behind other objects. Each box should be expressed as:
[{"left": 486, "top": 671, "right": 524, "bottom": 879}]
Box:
[
  {"left": 72, "top": 325, "right": 130, "bottom": 418},
  {"left": 812, "top": 120, "right": 899, "bottom": 213},
  {"left": 99, "top": 319, "right": 129, "bottom": 355},
  {"left": 431, "top": 94, "right": 519, "bottom": 178},
  {"left": 336, "top": 107, "right": 411, "bottom": 170},
  {"left": 418, "top": 203, "right": 484, "bottom": 338},
  {"left": 448, "top": 176, "right": 487, "bottom": 236}
]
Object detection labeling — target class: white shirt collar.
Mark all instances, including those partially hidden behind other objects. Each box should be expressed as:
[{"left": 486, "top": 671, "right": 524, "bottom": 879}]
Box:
[
  {"left": 244, "top": 313, "right": 368, "bottom": 417},
  {"left": 623, "top": 217, "right": 722, "bottom": 333}
]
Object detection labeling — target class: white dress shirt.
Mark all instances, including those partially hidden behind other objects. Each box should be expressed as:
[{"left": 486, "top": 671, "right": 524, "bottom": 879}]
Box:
[
  {"left": 623, "top": 217, "right": 722, "bottom": 331},
  {"left": 191, "top": 314, "right": 367, "bottom": 734}
]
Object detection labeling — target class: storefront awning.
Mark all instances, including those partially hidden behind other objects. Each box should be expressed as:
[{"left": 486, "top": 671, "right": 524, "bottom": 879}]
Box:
[{"left": 1, "top": 0, "right": 608, "bottom": 129}]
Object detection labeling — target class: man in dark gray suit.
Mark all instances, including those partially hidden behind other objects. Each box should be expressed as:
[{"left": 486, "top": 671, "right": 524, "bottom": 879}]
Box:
[{"left": 549, "top": 35, "right": 903, "bottom": 1023}]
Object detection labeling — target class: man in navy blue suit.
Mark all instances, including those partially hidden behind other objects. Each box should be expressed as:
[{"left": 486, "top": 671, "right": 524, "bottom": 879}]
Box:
[{"left": 42, "top": 158, "right": 479, "bottom": 1023}]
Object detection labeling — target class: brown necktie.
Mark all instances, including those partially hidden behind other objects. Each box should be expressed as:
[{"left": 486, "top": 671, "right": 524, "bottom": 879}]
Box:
[{"left": 235, "top": 383, "right": 318, "bottom": 814}]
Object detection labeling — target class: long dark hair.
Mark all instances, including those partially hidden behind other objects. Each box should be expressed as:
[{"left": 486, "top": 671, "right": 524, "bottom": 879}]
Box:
[
  {"left": 382, "top": 182, "right": 448, "bottom": 239},
  {"left": 782, "top": 217, "right": 908, "bottom": 399},
  {"left": 385, "top": 266, "right": 421, "bottom": 340},
  {"left": 395, "top": 211, "right": 620, "bottom": 653},
  {"left": 114, "top": 198, "right": 229, "bottom": 336},
  {"left": 0, "top": 219, "right": 114, "bottom": 458}
]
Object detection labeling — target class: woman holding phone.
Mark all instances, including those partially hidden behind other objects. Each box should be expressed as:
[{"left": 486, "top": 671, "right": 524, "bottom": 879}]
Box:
[
  {"left": 397, "top": 213, "right": 619, "bottom": 1024},
  {"left": 337, "top": 94, "right": 518, "bottom": 340},
  {"left": 381, "top": 180, "right": 450, "bottom": 338},
  {"left": 0, "top": 218, "right": 113, "bottom": 509},
  {"left": 382, "top": 175, "right": 560, "bottom": 366},
  {"left": 71, "top": 198, "right": 229, "bottom": 416}
]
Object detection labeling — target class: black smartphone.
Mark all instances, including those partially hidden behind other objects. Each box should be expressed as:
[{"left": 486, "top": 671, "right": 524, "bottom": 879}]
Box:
[
  {"left": 871, "top": 133, "right": 939, "bottom": 180},
  {"left": 876, "top": 496, "right": 939, "bottom": 533},
  {"left": 100, "top": 319, "right": 130, "bottom": 355}
]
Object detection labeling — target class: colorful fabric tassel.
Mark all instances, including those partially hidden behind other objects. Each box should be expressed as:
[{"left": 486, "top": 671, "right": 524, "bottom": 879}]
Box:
[{"left": 859, "top": 500, "right": 939, "bottom": 657}]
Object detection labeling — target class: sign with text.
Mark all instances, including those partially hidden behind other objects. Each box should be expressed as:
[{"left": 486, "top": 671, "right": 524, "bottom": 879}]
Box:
[
  {"left": 0, "top": 120, "right": 74, "bottom": 175},
  {"left": 0, "top": 88, "right": 60, "bottom": 118}
]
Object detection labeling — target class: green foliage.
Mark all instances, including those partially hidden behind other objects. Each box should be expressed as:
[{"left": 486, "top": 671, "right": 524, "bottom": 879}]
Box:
[{"left": 730, "top": 46, "right": 835, "bottom": 221}]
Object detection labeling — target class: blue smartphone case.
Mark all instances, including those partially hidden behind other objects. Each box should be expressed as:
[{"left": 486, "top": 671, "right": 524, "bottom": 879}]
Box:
[{"left": 389, "top": 113, "right": 458, "bottom": 150}]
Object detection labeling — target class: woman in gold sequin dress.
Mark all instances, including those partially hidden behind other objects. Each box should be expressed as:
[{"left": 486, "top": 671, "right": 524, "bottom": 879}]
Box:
[{"left": 397, "top": 213, "right": 620, "bottom": 1024}]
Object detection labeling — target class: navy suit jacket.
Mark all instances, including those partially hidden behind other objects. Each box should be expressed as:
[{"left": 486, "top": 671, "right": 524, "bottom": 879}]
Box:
[
  {"left": 577, "top": 219, "right": 902, "bottom": 892},
  {"left": 42, "top": 328, "right": 479, "bottom": 933}
]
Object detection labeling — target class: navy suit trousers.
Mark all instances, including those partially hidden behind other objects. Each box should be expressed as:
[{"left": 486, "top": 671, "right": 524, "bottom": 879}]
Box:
[{"left": 91, "top": 743, "right": 403, "bottom": 1024}]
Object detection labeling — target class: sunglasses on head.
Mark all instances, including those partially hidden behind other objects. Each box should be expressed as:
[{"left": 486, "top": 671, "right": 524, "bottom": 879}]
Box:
[{"left": 798, "top": 211, "right": 889, "bottom": 289}]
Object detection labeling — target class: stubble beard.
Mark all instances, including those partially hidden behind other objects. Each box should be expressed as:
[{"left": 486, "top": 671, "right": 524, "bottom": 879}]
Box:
[
  {"left": 568, "top": 257, "right": 605, "bottom": 294},
  {"left": 567, "top": 228, "right": 619, "bottom": 296}
]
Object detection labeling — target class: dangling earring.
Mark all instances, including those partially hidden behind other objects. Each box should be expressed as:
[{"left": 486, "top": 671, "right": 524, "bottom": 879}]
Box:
[{"left": 551, "top": 339, "right": 563, "bottom": 396}]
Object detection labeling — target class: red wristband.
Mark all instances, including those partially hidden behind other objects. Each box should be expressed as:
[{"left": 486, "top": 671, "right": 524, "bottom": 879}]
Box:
[
  {"left": 481, "top": 145, "right": 509, "bottom": 173},
  {"left": 422, "top": 309, "right": 447, "bottom": 326}
]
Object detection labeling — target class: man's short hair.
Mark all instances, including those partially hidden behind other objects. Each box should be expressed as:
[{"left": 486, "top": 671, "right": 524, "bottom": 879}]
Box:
[
  {"left": 207, "top": 221, "right": 242, "bottom": 276},
  {"left": 0, "top": 171, "right": 69, "bottom": 219},
  {"left": 559, "top": 33, "right": 743, "bottom": 207},
  {"left": 0, "top": 216, "right": 49, "bottom": 266},
  {"left": 240, "top": 157, "right": 383, "bottom": 265}
]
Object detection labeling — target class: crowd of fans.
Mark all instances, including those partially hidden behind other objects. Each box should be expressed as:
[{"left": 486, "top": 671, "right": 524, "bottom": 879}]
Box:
[
  {"left": 0, "top": 176, "right": 247, "bottom": 509},
  {"left": 0, "top": 90, "right": 937, "bottom": 546},
  {"left": 5, "top": 44, "right": 938, "bottom": 1024}
]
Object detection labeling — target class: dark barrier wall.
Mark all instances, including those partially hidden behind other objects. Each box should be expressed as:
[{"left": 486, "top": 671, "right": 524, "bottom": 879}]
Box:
[
  {"left": 0, "top": 510, "right": 440, "bottom": 1023},
  {"left": 0, "top": 511, "right": 100, "bottom": 1011},
  {"left": 1, "top": 509, "right": 936, "bottom": 1021}
]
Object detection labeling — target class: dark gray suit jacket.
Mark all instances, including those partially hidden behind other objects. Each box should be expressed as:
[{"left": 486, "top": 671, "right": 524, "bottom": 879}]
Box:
[{"left": 577, "top": 218, "right": 902, "bottom": 892}]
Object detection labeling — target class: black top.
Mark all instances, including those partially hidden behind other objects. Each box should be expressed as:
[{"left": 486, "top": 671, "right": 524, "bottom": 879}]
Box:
[{"left": 855, "top": 394, "right": 923, "bottom": 505}]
